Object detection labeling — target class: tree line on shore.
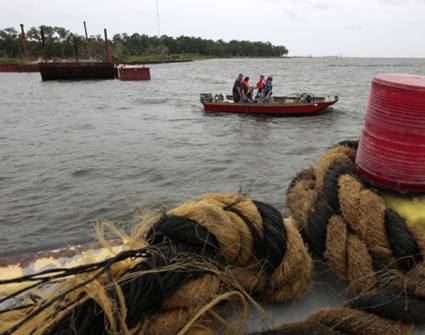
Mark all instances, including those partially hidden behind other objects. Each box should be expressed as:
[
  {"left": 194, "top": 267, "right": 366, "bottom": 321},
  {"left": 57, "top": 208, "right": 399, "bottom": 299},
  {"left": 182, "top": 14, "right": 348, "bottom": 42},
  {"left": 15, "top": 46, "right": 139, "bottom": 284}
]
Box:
[{"left": 0, "top": 25, "right": 288, "bottom": 62}]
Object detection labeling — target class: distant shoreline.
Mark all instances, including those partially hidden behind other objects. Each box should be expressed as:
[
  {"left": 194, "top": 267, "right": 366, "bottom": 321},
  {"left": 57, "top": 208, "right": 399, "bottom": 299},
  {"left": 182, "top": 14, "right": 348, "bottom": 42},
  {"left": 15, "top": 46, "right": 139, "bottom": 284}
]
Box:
[
  {"left": 1, "top": 55, "right": 424, "bottom": 66},
  {"left": 122, "top": 59, "right": 193, "bottom": 65}
]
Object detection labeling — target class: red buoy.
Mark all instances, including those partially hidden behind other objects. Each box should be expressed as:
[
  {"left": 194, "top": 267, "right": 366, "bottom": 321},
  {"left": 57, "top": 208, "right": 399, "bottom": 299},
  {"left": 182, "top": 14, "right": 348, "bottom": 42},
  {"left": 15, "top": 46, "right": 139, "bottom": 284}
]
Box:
[{"left": 356, "top": 73, "right": 425, "bottom": 193}]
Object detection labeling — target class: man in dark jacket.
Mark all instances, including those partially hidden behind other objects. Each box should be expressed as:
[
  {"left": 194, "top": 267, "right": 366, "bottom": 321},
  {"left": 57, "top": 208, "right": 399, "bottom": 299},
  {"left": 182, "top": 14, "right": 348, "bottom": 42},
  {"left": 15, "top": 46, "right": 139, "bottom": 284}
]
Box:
[{"left": 232, "top": 73, "right": 246, "bottom": 103}]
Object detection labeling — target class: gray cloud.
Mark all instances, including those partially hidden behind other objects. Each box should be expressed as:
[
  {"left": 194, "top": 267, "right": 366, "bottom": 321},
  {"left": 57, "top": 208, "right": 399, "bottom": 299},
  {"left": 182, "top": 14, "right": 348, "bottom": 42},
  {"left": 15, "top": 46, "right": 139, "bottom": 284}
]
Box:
[
  {"left": 281, "top": 7, "right": 305, "bottom": 21},
  {"left": 345, "top": 23, "right": 363, "bottom": 31},
  {"left": 274, "top": 0, "right": 338, "bottom": 21},
  {"left": 380, "top": 0, "right": 425, "bottom": 4},
  {"left": 2, "top": 0, "right": 425, "bottom": 57},
  {"left": 290, "top": 0, "right": 339, "bottom": 10},
  {"left": 254, "top": 0, "right": 338, "bottom": 10}
]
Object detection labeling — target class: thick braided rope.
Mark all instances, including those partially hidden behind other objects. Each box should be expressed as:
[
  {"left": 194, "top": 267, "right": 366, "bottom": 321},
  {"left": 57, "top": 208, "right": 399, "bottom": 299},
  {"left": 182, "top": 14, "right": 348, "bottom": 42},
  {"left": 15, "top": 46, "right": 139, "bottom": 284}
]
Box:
[
  {"left": 0, "top": 193, "right": 312, "bottom": 335},
  {"left": 262, "top": 141, "right": 425, "bottom": 334},
  {"left": 252, "top": 308, "right": 412, "bottom": 335}
]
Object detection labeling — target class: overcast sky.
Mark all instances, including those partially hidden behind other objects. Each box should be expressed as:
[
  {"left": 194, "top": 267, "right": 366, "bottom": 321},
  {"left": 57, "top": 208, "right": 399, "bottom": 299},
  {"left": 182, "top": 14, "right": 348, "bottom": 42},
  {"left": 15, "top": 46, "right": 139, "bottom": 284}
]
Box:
[{"left": 2, "top": 0, "right": 425, "bottom": 57}]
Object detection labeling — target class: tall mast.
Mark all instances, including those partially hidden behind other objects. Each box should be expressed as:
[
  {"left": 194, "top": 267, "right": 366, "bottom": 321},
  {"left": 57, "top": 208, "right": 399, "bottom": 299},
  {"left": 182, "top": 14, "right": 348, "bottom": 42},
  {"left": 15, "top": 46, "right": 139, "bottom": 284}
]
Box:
[{"left": 156, "top": 0, "right": 161, "bottom": 36}]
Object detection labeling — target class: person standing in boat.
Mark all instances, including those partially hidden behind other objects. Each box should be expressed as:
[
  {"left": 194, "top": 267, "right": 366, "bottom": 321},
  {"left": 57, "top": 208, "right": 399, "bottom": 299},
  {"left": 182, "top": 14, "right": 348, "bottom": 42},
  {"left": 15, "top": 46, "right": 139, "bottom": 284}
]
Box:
[
  {"left": 258, "top": 76, "right": 273, "bottom": 103},
  {"left": 233, "top": 73, "right": 246, "bottom": 103},
  {"left": 264, "top": 76, "right": 273, "bottom": 98},
  {"left": 242, "top": 76, "right": 253, "bottom": 101},
  {"left": 255, "top": 74, "right": 266, "bottom": 99}
]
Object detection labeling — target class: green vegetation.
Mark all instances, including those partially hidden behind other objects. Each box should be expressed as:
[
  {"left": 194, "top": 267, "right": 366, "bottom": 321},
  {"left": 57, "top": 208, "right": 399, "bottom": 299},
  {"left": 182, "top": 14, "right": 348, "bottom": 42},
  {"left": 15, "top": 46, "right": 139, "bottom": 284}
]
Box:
[
  {"left": 0, "top": 25, "right": 288, "bottom": 63},
  {"left": 120, "top": 54, "right": 209, "bottom": 64},
  {"left": 0, "top": 57, "right": 16, "bottom": 64}
]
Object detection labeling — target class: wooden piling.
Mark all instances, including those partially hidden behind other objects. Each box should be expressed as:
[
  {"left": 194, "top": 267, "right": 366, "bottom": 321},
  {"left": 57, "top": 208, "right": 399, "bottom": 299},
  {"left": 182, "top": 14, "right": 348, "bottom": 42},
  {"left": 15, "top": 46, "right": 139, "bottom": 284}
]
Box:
[
  {"left": 40, "top": 28, "right": 48, "bottom": 62},
  {"left": 20, "top": 24, "right": 30, "bottom": 63},
  {"left": 104, "top": 28, "right": 112, "bottom": 62},
  {"left": 83, "top": 21, "right": 91, "bottom": 59},
  {"left": 74, "top": 39, "right": 79, "bottom": 63}
]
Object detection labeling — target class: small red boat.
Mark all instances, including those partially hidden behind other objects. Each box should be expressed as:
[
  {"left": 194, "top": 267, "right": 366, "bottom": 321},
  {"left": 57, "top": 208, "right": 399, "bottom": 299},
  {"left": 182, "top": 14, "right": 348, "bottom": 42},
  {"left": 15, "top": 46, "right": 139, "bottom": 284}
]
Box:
[{"left": 200, "top": 93, "right": 338, "bottom": 115}]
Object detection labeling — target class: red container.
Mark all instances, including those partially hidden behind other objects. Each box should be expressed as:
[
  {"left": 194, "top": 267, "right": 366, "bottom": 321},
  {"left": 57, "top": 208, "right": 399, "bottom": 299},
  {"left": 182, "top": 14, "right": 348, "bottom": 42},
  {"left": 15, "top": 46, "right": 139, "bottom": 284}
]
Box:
[
  {"left": 118, "top": 66, "right": 151, "bottom": 80},
  {"left": 0, "top": 64, "right": 18, "bottom": 72},
  {"left": 356, "top": 73, "right": 425, "bottom": 193}
]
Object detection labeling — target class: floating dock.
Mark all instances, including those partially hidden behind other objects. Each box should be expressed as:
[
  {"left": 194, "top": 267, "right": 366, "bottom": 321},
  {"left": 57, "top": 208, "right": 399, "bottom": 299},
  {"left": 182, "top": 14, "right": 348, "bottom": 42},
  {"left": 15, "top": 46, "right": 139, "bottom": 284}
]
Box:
[
  {"left": 0, "top": 64, "right": 18, "bottom": 72},
  {"left": 0, "top": 64, "right": 39, "bottom": 72},
  {"left": 39, "top": 62, "right": 115, "bottom": 81}
]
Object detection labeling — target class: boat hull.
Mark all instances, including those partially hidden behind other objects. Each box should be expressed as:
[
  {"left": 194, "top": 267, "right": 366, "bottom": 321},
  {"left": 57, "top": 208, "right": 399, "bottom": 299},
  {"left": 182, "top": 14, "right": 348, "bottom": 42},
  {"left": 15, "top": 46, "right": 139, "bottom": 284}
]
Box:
[
  {"left": 202, "top": 99, "right": 338, "bottom": 115},
  {"left": 201, "top": 94, "right": 338, "bottom": 115}
]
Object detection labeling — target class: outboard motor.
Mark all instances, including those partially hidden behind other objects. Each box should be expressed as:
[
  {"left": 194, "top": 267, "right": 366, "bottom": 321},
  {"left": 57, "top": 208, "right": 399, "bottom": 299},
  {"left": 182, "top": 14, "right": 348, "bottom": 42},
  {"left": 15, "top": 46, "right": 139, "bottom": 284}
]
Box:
[
  {"left": 304, "top": 94, "right": 313, "bottom": 103},
  {"left": 200, "top": 93, "right": 213, "bottom": 103},
  {"left": 297, "top": 93, "right": 315, "bottom": 104}
]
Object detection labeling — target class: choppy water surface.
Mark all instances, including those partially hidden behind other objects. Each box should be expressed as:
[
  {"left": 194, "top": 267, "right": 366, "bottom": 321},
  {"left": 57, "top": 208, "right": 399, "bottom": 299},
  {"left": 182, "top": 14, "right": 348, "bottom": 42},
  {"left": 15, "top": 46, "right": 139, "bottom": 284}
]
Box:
[{"left": 1, "top": 57, "right": 424, "bottom": 254}]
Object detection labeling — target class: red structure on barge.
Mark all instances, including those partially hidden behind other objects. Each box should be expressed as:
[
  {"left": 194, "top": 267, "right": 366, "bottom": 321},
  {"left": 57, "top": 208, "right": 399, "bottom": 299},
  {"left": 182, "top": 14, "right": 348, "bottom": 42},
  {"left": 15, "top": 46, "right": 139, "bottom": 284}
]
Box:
[
  {"left": 0, "top": 64, "right": 19, "bottom": 72},
  {"left": 0, "top": 64, "right": 39, "bottom": 72},
  {"left": 0, "top": 24, "right": 39, "bottom": 73},
  {"left": 1, "top": 23, "right": 151, "bottom": 81},
  {"left": 118, "top": 66, "right": 151, "bottom": 80}
]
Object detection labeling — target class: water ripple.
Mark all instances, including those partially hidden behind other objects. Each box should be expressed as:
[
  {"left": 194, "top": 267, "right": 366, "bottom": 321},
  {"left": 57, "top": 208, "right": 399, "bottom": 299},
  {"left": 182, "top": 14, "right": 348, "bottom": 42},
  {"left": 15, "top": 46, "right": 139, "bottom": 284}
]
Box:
[{"left": 0, "top": 58, "right": 422, "bottom": 253}]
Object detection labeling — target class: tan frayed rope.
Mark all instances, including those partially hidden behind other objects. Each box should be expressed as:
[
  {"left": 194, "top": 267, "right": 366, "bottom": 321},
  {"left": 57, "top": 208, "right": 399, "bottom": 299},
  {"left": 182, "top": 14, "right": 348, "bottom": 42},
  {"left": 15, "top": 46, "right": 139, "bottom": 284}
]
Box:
[{"left": 0, "top": 193, "right": 312, "bottom": 335}]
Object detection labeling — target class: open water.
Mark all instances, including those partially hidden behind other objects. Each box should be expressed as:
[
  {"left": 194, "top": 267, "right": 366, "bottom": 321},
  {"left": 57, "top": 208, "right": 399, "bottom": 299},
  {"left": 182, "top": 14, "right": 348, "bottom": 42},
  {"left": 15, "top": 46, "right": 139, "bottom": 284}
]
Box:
[{"left": 1, "top": 57, "right": 424, "bottom": 255}]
